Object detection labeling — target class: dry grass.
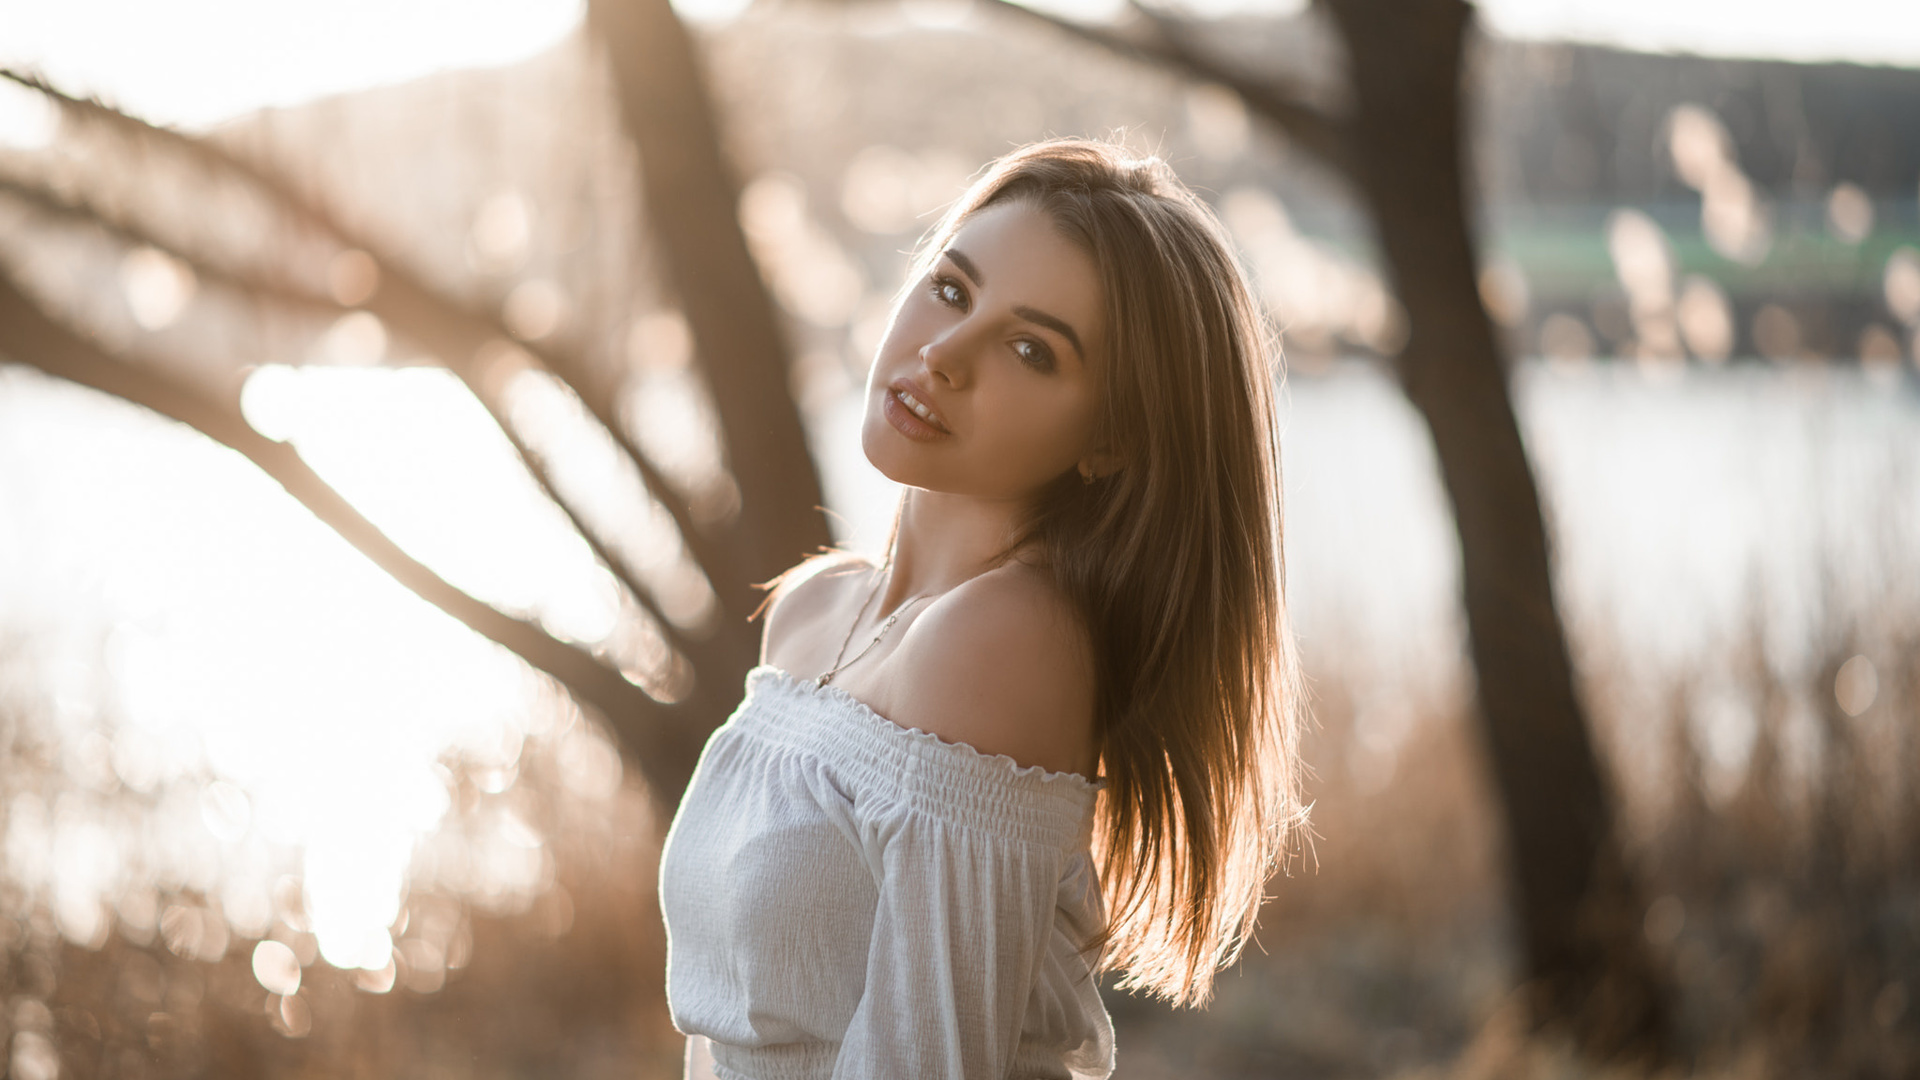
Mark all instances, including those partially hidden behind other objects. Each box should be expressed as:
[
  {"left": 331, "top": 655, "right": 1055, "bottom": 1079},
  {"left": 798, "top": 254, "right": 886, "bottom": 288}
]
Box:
[
  {"left": 2, "top": 584, "right": 1915, "bottom": 1079},
  {"left": 1132, "top": 594, "right": 1915, "bottom": 1078}
]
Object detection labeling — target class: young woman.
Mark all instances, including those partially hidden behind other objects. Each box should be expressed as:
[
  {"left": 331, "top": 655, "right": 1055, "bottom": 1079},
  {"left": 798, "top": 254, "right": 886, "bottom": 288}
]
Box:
[{"left": 658, "top": 139, "right": 1306, "bottom": 1080}]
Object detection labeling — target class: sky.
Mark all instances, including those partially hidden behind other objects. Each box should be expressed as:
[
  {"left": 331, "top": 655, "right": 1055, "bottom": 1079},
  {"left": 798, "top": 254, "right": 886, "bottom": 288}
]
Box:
[{"left": 0, "top": 0, "right": 1914, "bottom": 132}]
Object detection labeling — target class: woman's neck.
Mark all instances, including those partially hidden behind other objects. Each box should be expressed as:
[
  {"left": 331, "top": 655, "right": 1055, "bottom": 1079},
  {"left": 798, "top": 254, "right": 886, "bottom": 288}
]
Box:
[{"left": 879, "top": 488, "right": 1034, "bottom": 608}]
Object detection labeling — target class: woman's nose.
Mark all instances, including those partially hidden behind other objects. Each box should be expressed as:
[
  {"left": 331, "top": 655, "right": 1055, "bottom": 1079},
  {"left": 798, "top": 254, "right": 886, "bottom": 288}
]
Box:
[{"left": 919, "top": 333, "right": 969, "bottom": 388}]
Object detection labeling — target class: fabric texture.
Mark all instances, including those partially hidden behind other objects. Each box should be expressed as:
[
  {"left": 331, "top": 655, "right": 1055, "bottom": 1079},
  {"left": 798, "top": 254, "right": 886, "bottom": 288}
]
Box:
[{"left": 659, "top": 666, "right": 1115, "bottom": 1080}]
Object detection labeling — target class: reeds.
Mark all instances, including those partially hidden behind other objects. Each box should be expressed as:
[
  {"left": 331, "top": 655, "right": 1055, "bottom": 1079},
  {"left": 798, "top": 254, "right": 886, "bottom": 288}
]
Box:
[{"left": 1, "top": 551, "right": 1914, "bottom": 1079}]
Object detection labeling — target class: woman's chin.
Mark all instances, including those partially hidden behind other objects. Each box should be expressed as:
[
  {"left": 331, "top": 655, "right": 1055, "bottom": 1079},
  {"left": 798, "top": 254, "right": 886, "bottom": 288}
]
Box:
[
  {"left": 863, "top": 440, "right": 961, "bottom": 497},
  {"left": 860, "top": 421, "right": 916, "bottom": 485}
]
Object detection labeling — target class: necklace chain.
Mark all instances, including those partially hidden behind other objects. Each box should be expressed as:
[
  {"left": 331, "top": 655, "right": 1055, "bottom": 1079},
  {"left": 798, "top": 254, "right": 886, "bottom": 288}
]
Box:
[{"left": 815, "top": 567, "right": 929, "bottom": 688}]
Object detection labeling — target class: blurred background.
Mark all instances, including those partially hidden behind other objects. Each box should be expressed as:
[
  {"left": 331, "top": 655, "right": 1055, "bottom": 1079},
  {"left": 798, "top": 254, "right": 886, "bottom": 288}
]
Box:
[{"left": 0, "top": 0, "right": 1915, "bottom": 1077}]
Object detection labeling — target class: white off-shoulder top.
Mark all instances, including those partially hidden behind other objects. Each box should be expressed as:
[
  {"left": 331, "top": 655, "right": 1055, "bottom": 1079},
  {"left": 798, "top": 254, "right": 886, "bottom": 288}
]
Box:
[{"left": 658, "top": 666, "right": 1115, "bottom": 1080}]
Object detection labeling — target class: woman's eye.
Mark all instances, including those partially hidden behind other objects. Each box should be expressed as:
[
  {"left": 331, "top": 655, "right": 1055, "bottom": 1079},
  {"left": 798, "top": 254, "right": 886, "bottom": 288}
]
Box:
[
  {"left": 1014, "top": 339, "right": 1056, "bottom": 373},
  {"left": 929, "top": 277, "right": 968, "bottom": 310}
]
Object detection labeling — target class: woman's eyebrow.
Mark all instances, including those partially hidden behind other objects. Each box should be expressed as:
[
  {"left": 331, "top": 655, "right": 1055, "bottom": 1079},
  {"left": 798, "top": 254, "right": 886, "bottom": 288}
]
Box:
[
  {"left": 944, "top": 248, "right": 984, "bottom": 286},
  {"left": 940, "top": 248, "right": 1086, "bottom": 360},
  {"left": 1013, "top": 306, "right": 1085, "bottom": 360}
]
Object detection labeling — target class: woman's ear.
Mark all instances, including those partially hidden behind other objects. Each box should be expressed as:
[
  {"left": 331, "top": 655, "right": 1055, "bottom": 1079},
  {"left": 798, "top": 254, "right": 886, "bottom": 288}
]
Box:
[{"left": 1077, "top": 448, "right": 1125, "bottom": 482}]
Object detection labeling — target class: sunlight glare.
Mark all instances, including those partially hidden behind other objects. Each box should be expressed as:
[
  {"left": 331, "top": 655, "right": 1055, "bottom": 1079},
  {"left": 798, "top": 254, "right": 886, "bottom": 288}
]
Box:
[
  {"left": 1666, "top": 104, "right": 1733, "bottom": 192},
  {"left": 239, "top": 364, "right": 617, "bottom": 642},
  {"left": 1884, "top": 247, "right": 1920, "bottom": 327},
  {"left": 10, "top": 1031, "right": 59, "bottom": 1080},
  {"left": 0, "top": 77, "right": 56, "bottom": 149},
  {"left": 470, "top": 190, "right": 533, "bottom": 271},
  {"left": 557, "top": 725, "right": 625, "bottom": 801},
  {"left": 1478, "top": 0, "right": 1920, "bottom": 65},
  {"left": 0, "top": 0, "right": 586, "bottom": 130},
  {"left": 1666, "top": 104, "right": 1772, "bottom": 265},
  {"left": 2, "top": 0, "right": 1915, "bottom": 141},
  {"left": 274, "top": 993, "right": 313, "bottom": 1037},
  {"left": 252, "top": 939, "right": 303, "bottom": 996},
  {"left": 1608, "top": 208, "right": 1684, "bottom": 365},
  {"left": 354, "top": 957, "right": 398, "bottom": 994},
  {"left": 1826, "top": 183, "right": 1873, "bottom": 244},
  {"left": 503, "top": 366, "right": 724, "bottom": 643},
  {"left": 1013, "top": 0, "right": 1126, "bottom": 20},
  {"left": 238, "top": 363, "right": 302, "bottom": 442},
  {"left": 1675, "top": 276, "right": 1734, "bottom": 363},
  {"left": 119, "top": 247, "right": 197, "bottom": 331},
  {"left": 669, "top": 0, "right": 754, "bottom": 22},
  {"left": 199, "top": 780, "right": 251, "bottom": 843},
  {"left": 1, "top": 368, "right": 612, "bottom": 975},
  {"left": 503, "top": 279, "right": 568, "bottom": 341},
  {"left": 52, "top": 816, "right": 116, "bottom": 948},
  {"left": 312, "top": 312, "right": 389, "bottom": 367},
  {"left": 613, "top": 367, "right": 727, "bottom": 504},
  {"left": 161, "top": 903, "right": 230, "bottom": 962},
  {"left": 222, "top": 869, "right": 274, "bottom": 938},
  {"left": 307, "top": 834, "right": 408, "bottom": 970}
]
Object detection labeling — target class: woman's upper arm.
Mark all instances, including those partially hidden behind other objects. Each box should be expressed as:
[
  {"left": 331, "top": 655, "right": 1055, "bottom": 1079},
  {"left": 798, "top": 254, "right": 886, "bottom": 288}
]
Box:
[{"left": 831, "top": 819, "right": 1066, "bottom": 1080}]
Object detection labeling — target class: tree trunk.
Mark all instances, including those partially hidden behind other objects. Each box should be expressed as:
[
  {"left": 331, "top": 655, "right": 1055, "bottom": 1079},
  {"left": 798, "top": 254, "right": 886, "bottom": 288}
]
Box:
[
  {"left": 1325, "top": 0, "right": 1673, "bottom": 1058},
  {"left": 587, "top": 0, "right": 836, "bottom": 777},
  {"left": 587, "top": 0, "right": 834, "bottom": 621}
]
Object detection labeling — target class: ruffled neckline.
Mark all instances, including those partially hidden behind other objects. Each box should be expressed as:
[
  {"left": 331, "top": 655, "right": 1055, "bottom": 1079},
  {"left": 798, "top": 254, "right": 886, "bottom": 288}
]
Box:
[{"left": 747, "top": 664, "right": 1105, "bottom": 794}]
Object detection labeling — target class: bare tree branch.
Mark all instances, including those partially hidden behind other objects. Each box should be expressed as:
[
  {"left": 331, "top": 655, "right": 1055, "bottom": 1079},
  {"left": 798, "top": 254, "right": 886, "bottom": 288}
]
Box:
[
  {"left": 458, "top": 370, "right": 710, "bottom": 663},
  {"left": 973, "top": 0, "right": 1356, "bottom": 180},
  {"left": 0, "top": 66, "right": 749, "bottom": 622},
  {"left": 0, "top": 267, "right": 713, "bottom": 801},
  {"left": 0, "top": 168, "right": 707, "bottom": 666},
  {"left": 0, "top": 173, "right": 336, "bottom": 319}
]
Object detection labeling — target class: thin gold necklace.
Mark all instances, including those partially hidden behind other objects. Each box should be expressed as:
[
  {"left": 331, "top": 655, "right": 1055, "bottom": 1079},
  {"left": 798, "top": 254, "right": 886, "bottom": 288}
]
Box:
[{"left": 814, "top": 568, "right": 930, "bottom": 688}]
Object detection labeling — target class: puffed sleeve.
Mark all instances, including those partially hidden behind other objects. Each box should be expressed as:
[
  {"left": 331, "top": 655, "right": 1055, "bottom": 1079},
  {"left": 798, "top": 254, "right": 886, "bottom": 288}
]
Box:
[{"left": 831, "top": 812, "right": 1075, "bottom": 1080}]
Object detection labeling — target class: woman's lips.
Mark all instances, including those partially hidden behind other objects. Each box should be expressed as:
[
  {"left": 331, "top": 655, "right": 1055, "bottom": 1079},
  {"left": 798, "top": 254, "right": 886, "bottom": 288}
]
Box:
[{"left": 883, "top": 385, "right": 952, "bottom": 441}]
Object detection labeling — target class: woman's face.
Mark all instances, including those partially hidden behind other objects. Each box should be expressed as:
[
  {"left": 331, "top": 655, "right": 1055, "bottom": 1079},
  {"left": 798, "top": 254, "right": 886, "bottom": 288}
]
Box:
[{"left": 861, "top": 200, "right": 1108, "bottom": 506}]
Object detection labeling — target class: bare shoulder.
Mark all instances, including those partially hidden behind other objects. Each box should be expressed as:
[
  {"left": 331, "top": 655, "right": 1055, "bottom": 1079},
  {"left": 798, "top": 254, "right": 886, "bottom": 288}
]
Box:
[
  {"left": 760, "top": 550, "right": 875, "bottom": 669},
  {"left": 883, "top": 561, "right": 1098, "bottom": 778}
]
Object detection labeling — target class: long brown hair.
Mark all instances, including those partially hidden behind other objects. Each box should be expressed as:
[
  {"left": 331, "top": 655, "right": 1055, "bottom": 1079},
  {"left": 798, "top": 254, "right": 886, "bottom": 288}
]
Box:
[{"left": 904, "top": 139, "right": 1307, "bottom": 1006}]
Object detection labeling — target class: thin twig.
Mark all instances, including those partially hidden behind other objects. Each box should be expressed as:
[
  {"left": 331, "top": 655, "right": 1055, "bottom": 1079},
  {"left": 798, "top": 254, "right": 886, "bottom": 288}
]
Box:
[
  {"left": 972, "top": 0, "right": 1356, "bottom": 181},
  {"left": 0, "top": 173, "right": 334, "bottom": 318}
]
